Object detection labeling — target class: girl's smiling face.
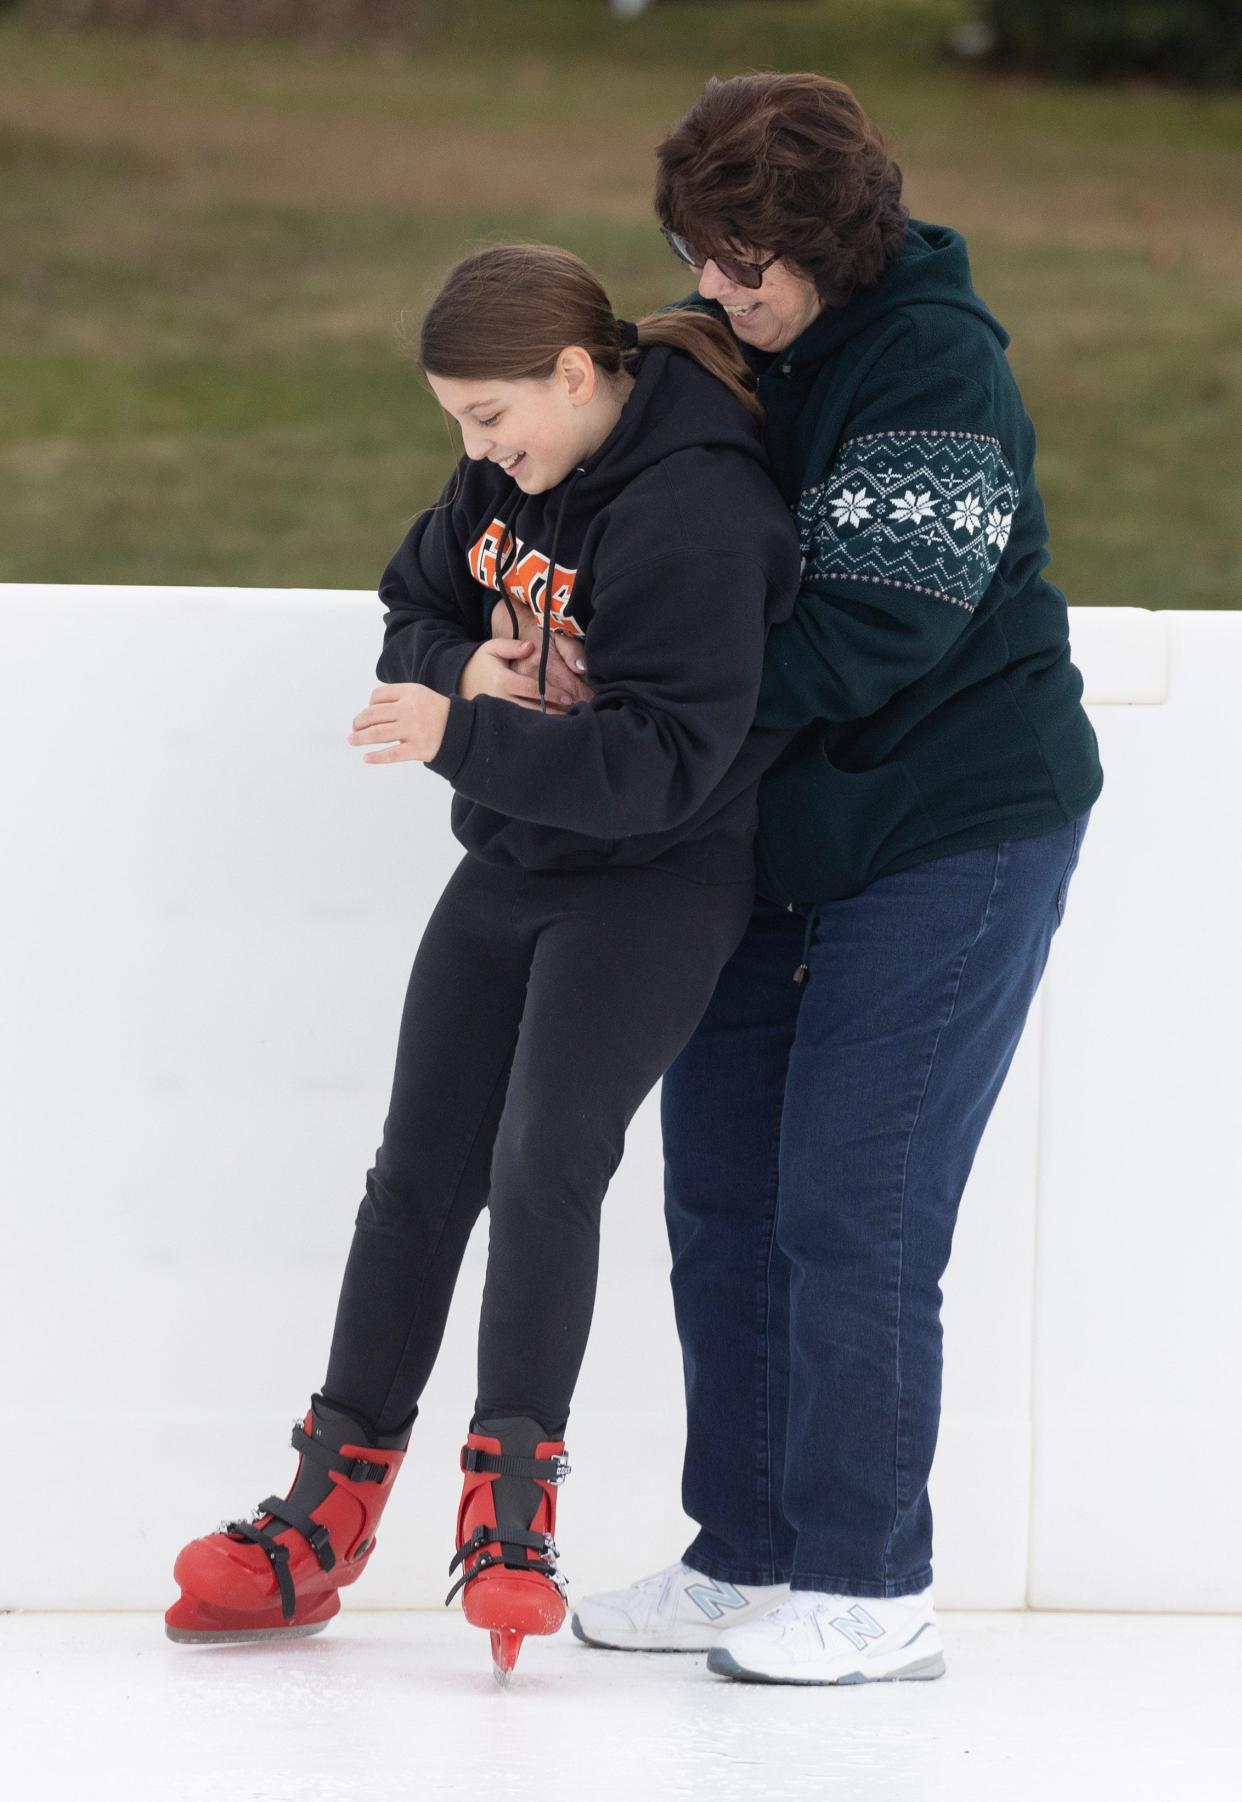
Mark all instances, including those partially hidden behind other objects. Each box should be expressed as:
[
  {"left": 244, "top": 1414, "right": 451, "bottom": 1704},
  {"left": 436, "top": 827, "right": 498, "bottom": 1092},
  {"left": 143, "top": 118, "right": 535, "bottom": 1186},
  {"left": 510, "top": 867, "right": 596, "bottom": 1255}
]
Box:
[{"left": 427, "top": 349, "right": 622, "bottom": 493}]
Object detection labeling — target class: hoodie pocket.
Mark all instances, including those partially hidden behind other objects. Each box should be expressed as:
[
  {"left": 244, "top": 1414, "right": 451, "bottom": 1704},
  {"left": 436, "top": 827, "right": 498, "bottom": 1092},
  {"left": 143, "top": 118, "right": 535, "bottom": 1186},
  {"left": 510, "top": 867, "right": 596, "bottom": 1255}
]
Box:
[{"left": 756, "top": 736, "right": 935, "bottom": 905}]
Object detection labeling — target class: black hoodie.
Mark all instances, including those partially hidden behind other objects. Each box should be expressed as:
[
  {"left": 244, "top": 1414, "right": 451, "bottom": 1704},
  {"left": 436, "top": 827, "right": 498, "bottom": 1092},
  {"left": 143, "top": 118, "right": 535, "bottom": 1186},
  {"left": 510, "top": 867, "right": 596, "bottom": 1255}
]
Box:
[{"left": 374, "top": 342, "right": 803, "bottom": 885}]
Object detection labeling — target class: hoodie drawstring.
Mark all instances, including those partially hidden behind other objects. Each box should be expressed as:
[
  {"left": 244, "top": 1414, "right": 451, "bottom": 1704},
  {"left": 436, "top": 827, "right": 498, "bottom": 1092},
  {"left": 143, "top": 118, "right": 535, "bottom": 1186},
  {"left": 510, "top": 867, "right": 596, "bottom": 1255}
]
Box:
[
  {"left": 537, "top": 468, "right": 585, "bottom": 716},
  {"left": 792, "top": 902, "right": 819, "bottom": 987},
  {"left": 489, "top": 487, "right": 525, "bottom": 639}
]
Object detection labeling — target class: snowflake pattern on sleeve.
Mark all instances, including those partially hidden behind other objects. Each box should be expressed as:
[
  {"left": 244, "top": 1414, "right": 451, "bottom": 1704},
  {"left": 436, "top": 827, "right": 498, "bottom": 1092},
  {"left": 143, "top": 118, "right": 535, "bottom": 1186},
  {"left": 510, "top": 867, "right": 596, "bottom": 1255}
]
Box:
[{"left": 795, "top": 430, "right": 1019, "bottom": 613}]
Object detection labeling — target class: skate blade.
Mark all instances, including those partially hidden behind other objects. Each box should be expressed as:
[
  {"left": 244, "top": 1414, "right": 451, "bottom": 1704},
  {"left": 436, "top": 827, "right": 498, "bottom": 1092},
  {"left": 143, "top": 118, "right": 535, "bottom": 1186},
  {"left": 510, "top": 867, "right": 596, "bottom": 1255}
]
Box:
[
  {"left": 165, "top": 1618, "right": 331, "bottom": 1647},
  {"left": 490, "top": 1626, "right": 523, "bottom": 1683}
]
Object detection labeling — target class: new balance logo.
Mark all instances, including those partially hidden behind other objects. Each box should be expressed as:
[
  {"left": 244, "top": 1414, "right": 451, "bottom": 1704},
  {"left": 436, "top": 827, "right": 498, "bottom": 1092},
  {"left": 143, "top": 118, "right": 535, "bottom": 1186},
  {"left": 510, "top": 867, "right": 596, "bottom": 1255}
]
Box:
[
  {"left": 827, "top": 1604, "right": 885, "bottom": 1651},
  {"left": 684, "top": 1579, "right": 750, "bottom": 1623}
]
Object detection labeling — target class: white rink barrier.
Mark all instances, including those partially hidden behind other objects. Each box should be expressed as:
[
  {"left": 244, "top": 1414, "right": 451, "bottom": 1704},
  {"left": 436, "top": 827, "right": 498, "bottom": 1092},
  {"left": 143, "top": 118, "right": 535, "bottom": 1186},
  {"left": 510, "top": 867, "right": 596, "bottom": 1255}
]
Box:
[{"left": 1, "top": 590, "right": 1238, "bottom": 1613}]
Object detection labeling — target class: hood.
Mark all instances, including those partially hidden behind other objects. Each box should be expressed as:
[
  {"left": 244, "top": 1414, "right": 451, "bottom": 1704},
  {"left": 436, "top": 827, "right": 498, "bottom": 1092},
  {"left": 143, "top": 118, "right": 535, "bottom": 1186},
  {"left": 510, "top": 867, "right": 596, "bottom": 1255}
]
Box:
[
  {"left": 553, "top": 337, "right": 767, "bottom": 498},
  {"left": 470, "top": 339, "right": 766, "bottom": 542},
  {"left": 745, "top": 220, "right": 1009, "bottom": 370}
]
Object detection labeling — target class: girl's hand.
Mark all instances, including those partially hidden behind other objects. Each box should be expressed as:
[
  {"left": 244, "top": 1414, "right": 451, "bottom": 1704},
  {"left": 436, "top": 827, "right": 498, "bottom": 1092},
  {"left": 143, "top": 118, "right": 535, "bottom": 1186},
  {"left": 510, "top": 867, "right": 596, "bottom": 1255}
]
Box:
[
  {"left": 348, "top": 683, "right": 451, "bottom": 764},
  {"left": 460, "top": 629, "right": 595, "bottom": 712},
  {"left": 478, "top": 595, "right": 596, "bottom": 710}
]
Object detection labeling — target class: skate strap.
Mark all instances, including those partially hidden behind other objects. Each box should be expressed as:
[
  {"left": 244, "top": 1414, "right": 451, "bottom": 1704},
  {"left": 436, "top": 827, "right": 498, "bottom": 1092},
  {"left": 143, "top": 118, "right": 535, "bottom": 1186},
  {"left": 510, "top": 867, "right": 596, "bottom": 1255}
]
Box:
[
  {"left": 291, "top": 1423, "right": 391, "bottom": 1485},
  {"left": 443, "top": 1523, "right": 562, "bottom": 1606},
  {"left": 446, "top": 1523, "right": 557, "bottom": 1577},
  {"left": 222, "top": 1496, "right": 337, "bottom": 1624},
  {"left": 256, "top": 1496, "right": 337, "bottom": 1573},
  {"left": 444, "top": 1549, "right": 560, "bottom": 1609},
  {"left": 224, "top": 1519, "right": 298, "bottom": 1622},
  {"left": 460, "top": 1446, "right": 570, "bottom": 1484}
]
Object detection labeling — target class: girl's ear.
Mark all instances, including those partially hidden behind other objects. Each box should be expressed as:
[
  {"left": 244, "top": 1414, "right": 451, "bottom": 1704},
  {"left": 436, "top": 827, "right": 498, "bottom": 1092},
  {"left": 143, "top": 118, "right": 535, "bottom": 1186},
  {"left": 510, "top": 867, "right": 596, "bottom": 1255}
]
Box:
[{"left": 558, "top": 346, "right": 597, "bottom": 406}]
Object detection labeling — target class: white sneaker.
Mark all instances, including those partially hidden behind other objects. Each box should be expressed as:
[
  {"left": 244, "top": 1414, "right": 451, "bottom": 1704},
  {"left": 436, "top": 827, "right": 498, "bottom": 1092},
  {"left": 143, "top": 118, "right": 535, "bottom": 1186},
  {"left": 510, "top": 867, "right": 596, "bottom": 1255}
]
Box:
[
  {"left": 706, "top": 1585, "right": 945, "bottom": 1684},
  {"left": 571, "top": 1560, "right": 791, "bottom": 1652}
]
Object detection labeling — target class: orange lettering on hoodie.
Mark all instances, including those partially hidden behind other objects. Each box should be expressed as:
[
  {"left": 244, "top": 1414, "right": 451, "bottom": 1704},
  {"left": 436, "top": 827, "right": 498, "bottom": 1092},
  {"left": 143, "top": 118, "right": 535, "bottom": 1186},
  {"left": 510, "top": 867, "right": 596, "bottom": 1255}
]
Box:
[{"left": 468, "top": 516, "right": 586, "bottom": 641}]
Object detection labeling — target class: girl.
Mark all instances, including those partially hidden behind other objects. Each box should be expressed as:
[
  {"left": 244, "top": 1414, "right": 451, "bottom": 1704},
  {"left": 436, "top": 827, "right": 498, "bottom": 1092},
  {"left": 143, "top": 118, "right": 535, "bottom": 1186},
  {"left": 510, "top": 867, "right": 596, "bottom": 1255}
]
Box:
[{"left": 164, "top": 244, "right": 802, "bottom": 1679}]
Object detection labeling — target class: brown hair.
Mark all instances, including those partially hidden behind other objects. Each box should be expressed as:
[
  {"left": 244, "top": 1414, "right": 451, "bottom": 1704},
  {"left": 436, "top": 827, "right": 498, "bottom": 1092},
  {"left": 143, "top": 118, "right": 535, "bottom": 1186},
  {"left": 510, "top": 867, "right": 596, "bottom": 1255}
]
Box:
[
  {"left": 655, "top": 73, "right": 908, "bottom": 309},
  {"left": 415, "top": 242, "right": 762, "bottom": 424}
]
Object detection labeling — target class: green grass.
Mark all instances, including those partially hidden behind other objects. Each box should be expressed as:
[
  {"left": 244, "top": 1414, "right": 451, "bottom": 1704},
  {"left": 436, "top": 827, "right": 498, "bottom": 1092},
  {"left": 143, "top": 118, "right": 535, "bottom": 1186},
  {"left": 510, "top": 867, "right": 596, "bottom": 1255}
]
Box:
[{"left": 1, "top": 0, "right": 1239, "bottom": 604}]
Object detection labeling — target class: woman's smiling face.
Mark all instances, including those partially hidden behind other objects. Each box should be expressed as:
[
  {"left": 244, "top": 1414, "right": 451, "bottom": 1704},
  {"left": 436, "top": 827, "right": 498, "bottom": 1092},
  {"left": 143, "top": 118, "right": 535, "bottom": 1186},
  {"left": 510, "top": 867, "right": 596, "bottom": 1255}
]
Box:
[{"left": 694, "top": 251, "right": 824, "bottom": 355}]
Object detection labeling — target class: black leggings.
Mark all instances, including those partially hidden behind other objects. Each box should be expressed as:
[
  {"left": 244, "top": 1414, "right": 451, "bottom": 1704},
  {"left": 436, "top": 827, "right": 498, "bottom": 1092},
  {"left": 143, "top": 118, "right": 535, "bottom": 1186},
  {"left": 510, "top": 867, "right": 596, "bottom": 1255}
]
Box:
[{"left": 322, "top": 852, "right": 755, "bottom": 1438}]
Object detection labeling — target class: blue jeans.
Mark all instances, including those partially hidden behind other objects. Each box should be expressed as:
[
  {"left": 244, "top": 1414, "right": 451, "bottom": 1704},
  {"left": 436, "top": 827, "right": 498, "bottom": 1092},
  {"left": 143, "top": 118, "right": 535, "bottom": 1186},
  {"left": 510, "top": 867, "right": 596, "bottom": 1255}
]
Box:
[{"left": 661, "top": 813, "right": 1090, "bottom": 1598}]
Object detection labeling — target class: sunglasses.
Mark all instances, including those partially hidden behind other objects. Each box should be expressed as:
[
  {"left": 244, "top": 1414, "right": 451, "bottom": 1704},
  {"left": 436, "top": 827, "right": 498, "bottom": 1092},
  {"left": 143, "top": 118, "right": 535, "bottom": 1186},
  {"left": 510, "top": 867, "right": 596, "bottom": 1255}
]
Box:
[{"left": 660, "top": 225, "right": 780, "bottom": 292}]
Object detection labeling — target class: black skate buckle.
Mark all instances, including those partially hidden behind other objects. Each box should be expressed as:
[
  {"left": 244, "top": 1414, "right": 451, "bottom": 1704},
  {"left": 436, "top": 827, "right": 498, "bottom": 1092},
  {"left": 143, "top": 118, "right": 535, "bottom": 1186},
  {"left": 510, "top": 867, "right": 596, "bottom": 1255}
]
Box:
[
  {"left": 460, "top": 1446, "right": 571, "bottom": 1484},
  {"left": 307, "top": 1523, "right": 331, "bottom": 1559},
  {"left": 348, "top": 1456, "right": 386, "bottom": 1484}
]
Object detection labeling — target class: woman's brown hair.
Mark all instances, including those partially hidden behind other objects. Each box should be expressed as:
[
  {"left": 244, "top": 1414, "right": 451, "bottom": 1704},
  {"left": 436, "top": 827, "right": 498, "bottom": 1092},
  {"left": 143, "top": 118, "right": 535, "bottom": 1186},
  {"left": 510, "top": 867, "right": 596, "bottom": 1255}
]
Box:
[
  {"left": 655, "top": 73, "right": 908, "bottom": 309},
  {"left": 416, "top": 242, "right": 763, "bottom": 424}
]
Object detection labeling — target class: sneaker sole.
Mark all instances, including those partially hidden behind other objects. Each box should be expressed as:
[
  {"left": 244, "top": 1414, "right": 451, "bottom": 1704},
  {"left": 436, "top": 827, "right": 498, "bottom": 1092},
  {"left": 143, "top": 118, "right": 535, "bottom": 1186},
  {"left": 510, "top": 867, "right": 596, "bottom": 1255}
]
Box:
[
  {"left": 706, "top": 1647, "right": 946, "bottom": 1685},
  {"left": 571, "top": 1614, "right": 717, "bottom": 1654}
]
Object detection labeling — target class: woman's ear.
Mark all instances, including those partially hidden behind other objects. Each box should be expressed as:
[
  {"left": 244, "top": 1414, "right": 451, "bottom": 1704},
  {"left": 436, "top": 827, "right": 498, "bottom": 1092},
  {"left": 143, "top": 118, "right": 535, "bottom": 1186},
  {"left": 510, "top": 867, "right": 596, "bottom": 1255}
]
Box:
[{"left": 557, "top": 346, "right": 598, "bottom": 407}]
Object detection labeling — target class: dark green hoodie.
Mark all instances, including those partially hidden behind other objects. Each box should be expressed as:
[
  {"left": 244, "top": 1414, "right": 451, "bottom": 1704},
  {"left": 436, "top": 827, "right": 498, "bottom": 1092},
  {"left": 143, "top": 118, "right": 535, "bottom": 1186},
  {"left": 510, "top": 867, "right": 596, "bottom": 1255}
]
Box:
[{"left": 678, "top": 220, "right": 1103, "bottom": 907}]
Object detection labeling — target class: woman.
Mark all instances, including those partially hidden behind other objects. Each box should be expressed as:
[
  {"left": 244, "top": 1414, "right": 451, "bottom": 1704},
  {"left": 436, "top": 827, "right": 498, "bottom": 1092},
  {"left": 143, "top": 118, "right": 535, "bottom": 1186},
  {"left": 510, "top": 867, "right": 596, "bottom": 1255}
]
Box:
[{"left": 568, "top": 72, "right": 1103, "bottom": 1685}]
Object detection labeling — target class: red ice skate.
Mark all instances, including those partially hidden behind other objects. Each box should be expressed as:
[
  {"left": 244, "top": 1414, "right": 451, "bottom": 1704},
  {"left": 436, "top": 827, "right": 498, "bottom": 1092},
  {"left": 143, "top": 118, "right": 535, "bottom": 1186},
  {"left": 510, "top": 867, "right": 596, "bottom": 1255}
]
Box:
[
  {"left": 165, "top": 1394, "right": 413, "bottom": 1644},
  {"left": 446, "top": 1415, "right": 570, "bottom": 1683}
]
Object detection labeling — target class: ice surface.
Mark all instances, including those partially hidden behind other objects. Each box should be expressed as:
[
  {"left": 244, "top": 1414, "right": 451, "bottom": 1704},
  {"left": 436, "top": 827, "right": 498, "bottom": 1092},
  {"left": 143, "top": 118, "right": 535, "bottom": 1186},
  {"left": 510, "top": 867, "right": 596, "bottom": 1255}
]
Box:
[{"left": 3, "top": 1610, "right": 1239, "bottom": 1802}]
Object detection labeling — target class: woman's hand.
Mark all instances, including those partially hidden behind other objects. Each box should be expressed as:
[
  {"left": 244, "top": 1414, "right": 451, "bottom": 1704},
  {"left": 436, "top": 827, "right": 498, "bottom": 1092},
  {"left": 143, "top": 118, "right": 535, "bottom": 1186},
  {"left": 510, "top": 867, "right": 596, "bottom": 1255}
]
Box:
[
  {"left": 348, "top": 684, "right": 451, "bottom": 764},
  {"left": 492, "top": 594, "right": 544, "bottom": 651},
  {"left": 456, "top": 598, "right": 596, "bottom": 712},
  {"left": 548, "top": 633, "right": 595, "bottom": 705}
]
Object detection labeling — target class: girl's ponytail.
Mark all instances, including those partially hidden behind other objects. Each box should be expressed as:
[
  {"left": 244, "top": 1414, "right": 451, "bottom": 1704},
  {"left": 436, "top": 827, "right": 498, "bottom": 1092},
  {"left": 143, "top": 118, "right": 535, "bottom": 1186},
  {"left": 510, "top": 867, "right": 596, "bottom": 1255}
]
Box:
[
  {"left": 625, "top": 308, "right": 762, "bottom": 425},
  {"left": 414, "top": 243, "right": 762, "bottom": 426}
]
